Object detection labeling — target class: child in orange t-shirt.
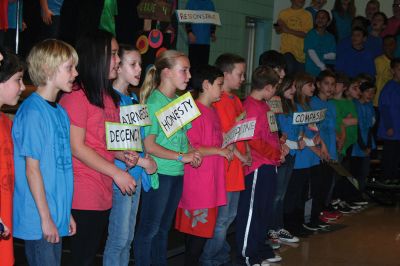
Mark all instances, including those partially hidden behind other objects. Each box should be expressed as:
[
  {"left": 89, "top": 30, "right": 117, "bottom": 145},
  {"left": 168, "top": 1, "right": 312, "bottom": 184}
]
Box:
[
  {"left": 0, "top": 48, "right": 26, "bottom": 266},
  {"left": 201, "top": 53, "right": 252, "bottom": 266}
]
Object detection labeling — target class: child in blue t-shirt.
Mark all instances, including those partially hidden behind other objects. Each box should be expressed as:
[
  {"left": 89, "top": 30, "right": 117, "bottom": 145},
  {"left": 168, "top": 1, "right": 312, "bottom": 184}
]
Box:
[
  {"left": 12, "top": 39, "right": 78, "bottom": 265},
  {"left": 351, "top": 82, "right": 376, "bottom": 195},
  {"left": 378, "top": 57, "right": 400, "bottom": 184}
]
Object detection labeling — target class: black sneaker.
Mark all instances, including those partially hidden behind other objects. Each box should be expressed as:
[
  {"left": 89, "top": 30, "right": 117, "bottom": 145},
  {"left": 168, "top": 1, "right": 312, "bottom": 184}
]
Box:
[
  {"left": 336, "top": 203, "right": 353, "bottom": 214},
  {"left": 302, "top": 222, "right": 320, "bottom": 231},
  {"left": 316, "top": 219, "right": 331, "bottom": 229}
]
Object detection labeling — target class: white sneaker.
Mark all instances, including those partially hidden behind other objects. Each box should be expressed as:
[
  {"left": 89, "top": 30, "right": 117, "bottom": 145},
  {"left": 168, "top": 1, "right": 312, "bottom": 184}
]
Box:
[
  {"left": 277, "top": 228, "right": 300, "bottom": 243},
  {"left": 252, "top": 264, "right": 262, "bottom": 266},
  {"left": 261, "top": 261, "right": 270, "bottom": 266},
  {"left": 263, "top": 255, "right": 282, "bottom": 263}
]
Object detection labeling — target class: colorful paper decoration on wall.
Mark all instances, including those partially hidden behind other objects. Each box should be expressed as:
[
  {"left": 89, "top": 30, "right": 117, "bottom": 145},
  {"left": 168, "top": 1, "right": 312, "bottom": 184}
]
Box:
[{"left": 136, "top": 35, "right": 149, "bottom": 54}]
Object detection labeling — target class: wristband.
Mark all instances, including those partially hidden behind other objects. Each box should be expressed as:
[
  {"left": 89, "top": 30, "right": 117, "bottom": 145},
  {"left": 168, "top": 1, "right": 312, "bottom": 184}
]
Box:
[{"left": 177, "top": 152, "right": 183, "bottom": 162}]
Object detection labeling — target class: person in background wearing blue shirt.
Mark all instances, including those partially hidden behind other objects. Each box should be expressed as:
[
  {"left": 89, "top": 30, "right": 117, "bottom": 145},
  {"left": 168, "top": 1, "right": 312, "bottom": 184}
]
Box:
[
  {"left": 185, "top": 0, "right": 216, "bottom": 67},
  {"left": 378, "top": 57, "right": 400, "bottom": 185},
  {"left": 336, "top": 26, "right": 376, "bottom": 78},
  {"left": 39, "top": 0, "right": 63, "bottom": 38},
  {"left": 351, "top": 81, "right": 375, "bottom": 199},
  {"left": 12, "top": 39, "right": 78, "bottom": 265},
  {"left": 304, "top": 9, "right": 336, "bottom": 76}
]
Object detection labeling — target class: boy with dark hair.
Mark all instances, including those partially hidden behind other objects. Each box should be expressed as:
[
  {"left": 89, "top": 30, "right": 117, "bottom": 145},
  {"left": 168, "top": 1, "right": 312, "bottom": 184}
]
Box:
[
  {"left": 236, "top": 65, "right": 287, "bottom": 265},
  {"left": 378, "top": 57, "right": 400, "bottom": 184},
  {"left": 336, "top": 26, "right": 376, "bottom": 78},
  {"left": 258, "top": 50, "right": 286, "bottom": 79},
  {"left": 201, "top": 53, "right": 251, "bottom": 266}
]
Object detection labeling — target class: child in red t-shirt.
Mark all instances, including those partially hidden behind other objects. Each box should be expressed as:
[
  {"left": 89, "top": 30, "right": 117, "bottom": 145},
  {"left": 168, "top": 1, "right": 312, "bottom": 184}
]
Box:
[{"left": 0, "top": 48, "right": 26, "bottom": 266}]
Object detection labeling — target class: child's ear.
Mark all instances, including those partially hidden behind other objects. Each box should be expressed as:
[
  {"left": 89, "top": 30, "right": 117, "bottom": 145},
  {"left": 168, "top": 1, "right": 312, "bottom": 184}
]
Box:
[{"left": 202, "top": 79, "right": 211, "bottom": 91}]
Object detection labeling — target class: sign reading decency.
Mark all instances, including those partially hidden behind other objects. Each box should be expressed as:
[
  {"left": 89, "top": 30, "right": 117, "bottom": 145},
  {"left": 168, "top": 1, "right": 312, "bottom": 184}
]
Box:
[
  {"left": 176, "top": 10, "right": 221, "bottom": 25},
  {"left": 155, "top": 92, "right": 201, "bottom": 138},
  {"left": 120, "top": 104, "right": 151, "bottom": 126},
  {"left": 222, "top": 118, "right": 256, "bottom": 148},
  {"left": 105, "top": 122, "right": 143, "bottom": 151},
  {"left": 292, "top": 109, "right": 327, "bottom": 125}
]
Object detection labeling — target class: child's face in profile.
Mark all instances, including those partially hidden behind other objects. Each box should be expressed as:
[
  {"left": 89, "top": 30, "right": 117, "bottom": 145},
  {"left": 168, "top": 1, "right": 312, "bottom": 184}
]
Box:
[
  {"left": 346, "top": 82, "right": 361, "bottom": 99},
  {"left": 263, "top": 84, "right": 277, "bottom": 101},
  {"left": 317, "top": 76, "right": 336, "bottom": 99},
  {"left": 52, "top": 58, "right": 78, "bottom": 93},
  {"left": 0, "top": 71, "right": 25, "bottom": 106},
  {"left": 283, "top": 83, "right": 296, "bottom": 100},
  {"left": 224, "top": 63, "right": 246, "bottom": 91},
  {"left": 301, "top": 82, "right": 315, "bottom": 97},
  {"left": 360, "top": 88, "right": 375, "bottom": 103},
  {"left": 207, "top": 76, "right": 224, "bottom": 103},
  {"left": 334, "top": 82, "right": 346, "bottom": 96},
  {"left": 118, "top": 50, "right": 142, "bottom": 86}
]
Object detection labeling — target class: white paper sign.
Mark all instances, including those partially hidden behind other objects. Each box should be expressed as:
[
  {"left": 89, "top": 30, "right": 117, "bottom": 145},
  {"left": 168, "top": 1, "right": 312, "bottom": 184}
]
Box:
[
  {"left": 292, "top": 109, "right": 327, "bottom": 125},
  {"left": 176, "top": 10, "right": 221, "bottom": 25},
  {"left": 222, "top": 118, "right": 256, "bottom": 148},
  {"left": 105, "top": 122, "right": 143, "bottom": 151},
  {"left": 155, "top": 92, "right": 201, "bottom": 138},
  {"left": 285, "top": 138, "right": 315, "bottom": 149},
  {"left": 267, "top": 111, "right": 278, "bottom": 133},
  {"left": 120, "top": 104, "right": 151, "bottom": 126},
  {"left": 267, "top": 96, "right": 283, "bottom": 114}
]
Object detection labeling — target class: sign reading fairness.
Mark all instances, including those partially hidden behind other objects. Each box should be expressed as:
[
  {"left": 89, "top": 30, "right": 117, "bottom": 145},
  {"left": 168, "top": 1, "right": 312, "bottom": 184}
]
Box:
[
  {"left": 292, "top": 109, "right": 327, "bottom": 125},
  {"left": 222, "top": 118, "right": 256, "bottom": 148},
  {"left": 155, "top": 92, "right": 201, "bottom": 138},
  {"left": 105, "top": 122, "right": 143, "bottom": 151},
  {"left": 120, "top": 104, "right": 151, "bottom": 126},
  {"left": 176, "top": 10, "right": 221, "bottom": 25}
]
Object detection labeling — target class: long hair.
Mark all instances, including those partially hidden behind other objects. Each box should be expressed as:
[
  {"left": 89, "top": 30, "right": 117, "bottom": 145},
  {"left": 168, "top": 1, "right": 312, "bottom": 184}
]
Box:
[
  {"left": 294, "top": 72, "right": 315, "bottom": 110},
  {"left": 333, "top": 0, "right": 355, "bottom": 17},
  {"left": 75, "top": 29, "right": 119, "bottom": 108},
  {"left": 276, "top": 75, "right": 297, "bottom": 114},
  {"left": 140, "top": 50, "right": 186, "bottom": 103}
]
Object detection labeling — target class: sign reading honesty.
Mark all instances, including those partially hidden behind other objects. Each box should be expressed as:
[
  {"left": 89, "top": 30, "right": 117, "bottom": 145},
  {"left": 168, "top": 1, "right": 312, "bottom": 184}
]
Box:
[
  {"left": 176, "top": 10, "right": 221, "bottom": 25},
  {"left": 292, "top": 109, "right": 327, "bottom": 125},
  {"left": 267, "top": 96, "right": 283, "bottom": 114},
  {"left": 155, "top": 92, "right": 201, "bottom": 138},
  {"left": 105, "top": 122, "right": 143, "bottom": 151},
  {"left": 120, "top": 104, "right": 151, "bottom": 126},
  {"left": 222, "top": 118, "right": 256, "bottom": 148}
]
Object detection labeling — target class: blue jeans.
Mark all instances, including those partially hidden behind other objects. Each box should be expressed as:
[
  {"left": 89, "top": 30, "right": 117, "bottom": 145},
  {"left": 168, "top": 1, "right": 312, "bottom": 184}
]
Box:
[
  {"left": 103, "top": 179, "right": 142, "bottom": 266},
  {"left": 25, "top": 238, "right": 62, "bottom": 266},
  {"left": 271, "top": 154, "right": 295, "bottom": 230},
  {"left": 134, "top": 174, "right": 183, "bottom": 266},
  {"left": 200, "top": 191, "right": 240, "bottom": 266}
]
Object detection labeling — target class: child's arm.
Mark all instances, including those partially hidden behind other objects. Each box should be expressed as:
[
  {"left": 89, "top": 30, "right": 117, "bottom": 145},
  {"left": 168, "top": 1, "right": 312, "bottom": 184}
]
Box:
[
  {"left": 248, "top": 139, "right": 281, "bottom": 162},
  {"left": 342, "top": 115, "right": 358, "bottom": 126},
  {"left": 197, "top": 146, "right": 233, "bottom": 161},
  {"left": 137, "top": 154, "right": 158, "bottom": 174},
  {"left": 26, "top": 157, "right": 59, "bottom": 243},
  {"left": 144, "top": 134, "right": 202, "bottom": 165},
  {"left": 70, "top": 125, "right": 137, "bottom": 195},
  {"left": 277, "top": 19, "right": 307, "bottom": 38}
]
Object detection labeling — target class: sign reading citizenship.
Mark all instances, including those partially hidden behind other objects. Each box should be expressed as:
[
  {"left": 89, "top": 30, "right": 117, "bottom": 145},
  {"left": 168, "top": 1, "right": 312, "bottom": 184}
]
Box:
[
  {"left": 222, "top": 118, "right": 256, "bottom": 148},
  {"left": 155, "top": 92, "right": 201, "bottom": 138},
  {"left": 120, "top": 104, "right": 151, "bottom": 126},
  {"left": 292, "top": 109, "right": 327, "bottom": 125},
  {"left": 176, "top": 10, "right": 221, "bottom": 25},
  {"left": 105, "top": 122, "right": 143, "bottom": 151},
  {"left": 267, "top": 96, "right": 283, "bottom": 114}
]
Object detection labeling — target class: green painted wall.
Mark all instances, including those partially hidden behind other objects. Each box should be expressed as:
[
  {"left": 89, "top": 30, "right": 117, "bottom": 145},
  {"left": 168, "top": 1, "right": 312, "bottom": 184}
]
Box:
[{"left": 177, "top": 0, "right": 275, "bottom": 65}]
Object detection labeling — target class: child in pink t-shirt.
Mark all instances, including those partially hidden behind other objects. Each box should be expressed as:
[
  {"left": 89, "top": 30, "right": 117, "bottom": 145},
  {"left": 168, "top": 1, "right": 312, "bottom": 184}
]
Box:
[{"left": 175, "top": 65, "right": 232, "bottom": 266}]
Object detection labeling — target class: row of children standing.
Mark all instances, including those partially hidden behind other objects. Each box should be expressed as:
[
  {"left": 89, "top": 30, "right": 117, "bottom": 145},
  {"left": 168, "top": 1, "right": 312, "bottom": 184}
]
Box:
[{"left": 1, "top": 31, "right": 397, "bottom": 266}]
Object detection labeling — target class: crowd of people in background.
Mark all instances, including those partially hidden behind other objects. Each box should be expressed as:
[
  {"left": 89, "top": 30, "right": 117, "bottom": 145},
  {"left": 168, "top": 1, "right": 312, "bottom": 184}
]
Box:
[{"left": 0, "top": 0, "right": 400, "bottom": 266}]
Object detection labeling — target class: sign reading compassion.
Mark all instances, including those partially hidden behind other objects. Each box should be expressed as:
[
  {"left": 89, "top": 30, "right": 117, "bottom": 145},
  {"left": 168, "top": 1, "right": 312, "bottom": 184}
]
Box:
[
  {"left": 155, "top": 92, "right": 201, "bottom": 138},
  {"left": 120, "top": 104, "right": 151, "bottom": 126},
  {"left": 176, "top": 10, "right": 221, "bottom": 25},
  {"left": 292, "top": 109, "right": 327, "bottom": 125},
  {"left": 105, "top": 122, "right": 143, "bottom": 151},
  {"left": 222, "top": 118, "right": 256, "bottom": 148}
]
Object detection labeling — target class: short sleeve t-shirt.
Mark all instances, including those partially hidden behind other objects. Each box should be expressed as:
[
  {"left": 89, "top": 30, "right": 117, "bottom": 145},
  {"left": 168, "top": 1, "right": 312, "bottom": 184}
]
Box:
[
  {"left": 212, "top": 91, "right": 245, "bottom": 192},
  {"left": 0, "top": 113, "right": 14, "bottom": 265},
  {"left": 144, "top": 89, "right": 190, "bottom": 176},
  {"left": 59, "top": 88, "right": 119, "bottom": 211},
  {"left": 278, "top": 7, "right": 313, "bottom": 63},
  {"left": 12, "top": 93, "right": 73, "bottom": 240}
]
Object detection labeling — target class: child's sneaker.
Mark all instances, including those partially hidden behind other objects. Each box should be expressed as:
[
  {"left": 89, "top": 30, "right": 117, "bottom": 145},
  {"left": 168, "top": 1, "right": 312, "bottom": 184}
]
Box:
[
  {"left": 321, "top": 210, "right": 342, "bottom": 220},
  {"left": 277, "top": 228, "right": 299, "bottom": 243},
  {"left": 262, "top": 255, "right": 282, "bottom": 263},
  {"left": 267, "top": 230, "right": 281, "bottom": 249}
]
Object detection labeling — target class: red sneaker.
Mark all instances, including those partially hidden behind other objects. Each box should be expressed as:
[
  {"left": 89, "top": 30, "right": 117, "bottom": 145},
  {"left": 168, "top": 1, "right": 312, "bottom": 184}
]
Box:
[{"left": 321, "top": 211, "right": 342, "bottom": 220}]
